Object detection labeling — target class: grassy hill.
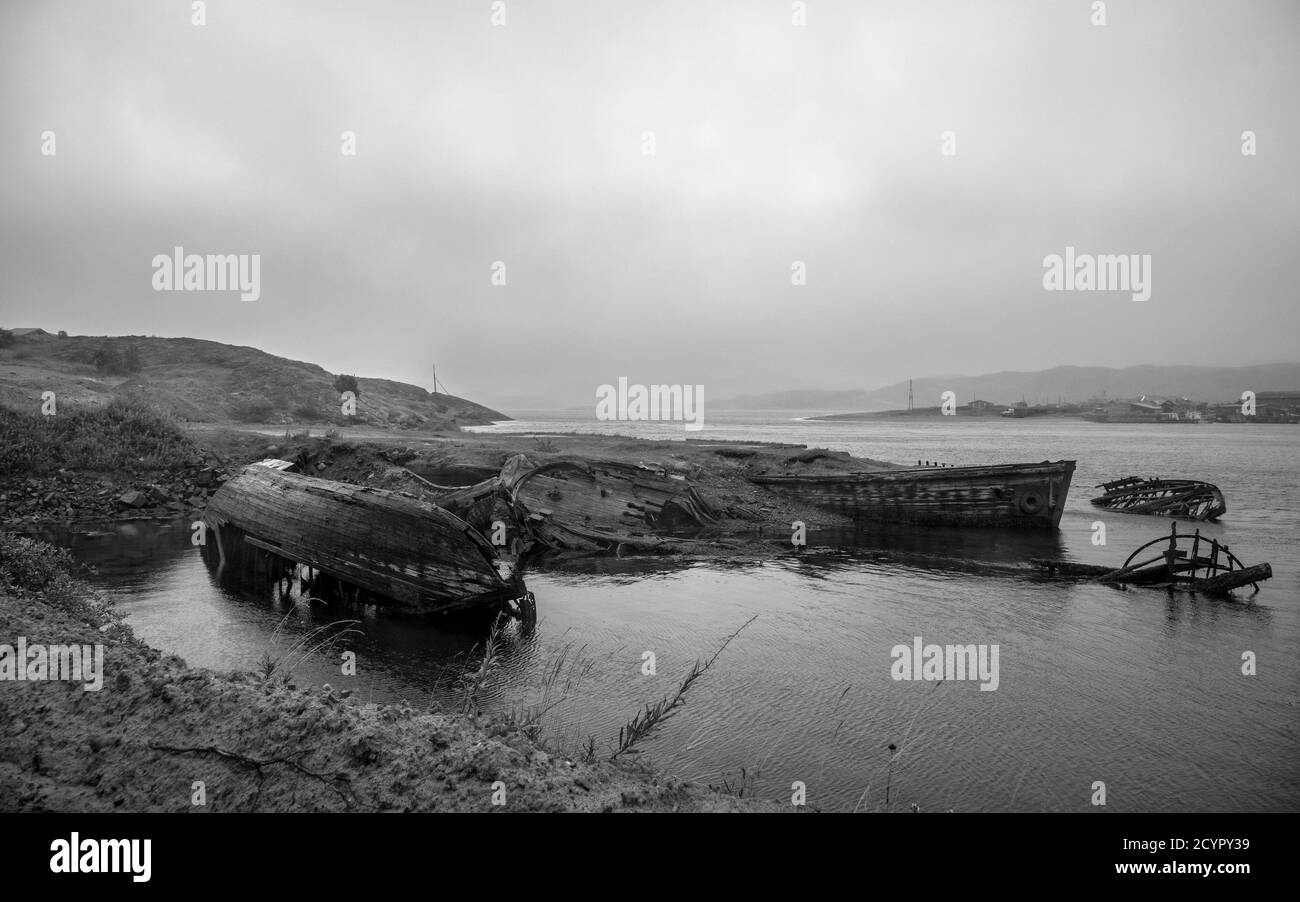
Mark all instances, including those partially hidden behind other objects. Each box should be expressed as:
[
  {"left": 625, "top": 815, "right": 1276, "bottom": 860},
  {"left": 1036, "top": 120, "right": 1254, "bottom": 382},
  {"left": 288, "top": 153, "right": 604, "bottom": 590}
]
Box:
[{"left": 0, "top": 331, "right": 507, "bottom": 429}]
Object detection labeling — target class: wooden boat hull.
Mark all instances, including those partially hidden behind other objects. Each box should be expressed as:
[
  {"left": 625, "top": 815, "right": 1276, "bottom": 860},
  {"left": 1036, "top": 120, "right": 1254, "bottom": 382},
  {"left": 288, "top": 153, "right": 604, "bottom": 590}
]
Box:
[
  {"left": 750, "top": 461, "right": 1076, "bottom": 529},
  {"left": 1090, "top": 477, "right": 1226, "bottom": 521},
  {"left": 204, "top": 466, "right": 518, "bottom": 614},
  {"left": 1031, "top": 524, "right": 1270, "bottom": 595},
  {"left": 501, "top": 456, "right": 718, "bottom": 551}
]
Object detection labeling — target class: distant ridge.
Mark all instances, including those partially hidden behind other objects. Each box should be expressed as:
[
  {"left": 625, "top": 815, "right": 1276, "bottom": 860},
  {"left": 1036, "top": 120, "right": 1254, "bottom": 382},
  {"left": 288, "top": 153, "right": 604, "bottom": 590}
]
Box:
[
  {"left": 0, "top": 331, "right": 508, "bottom": 428},
  {"left": 715, "top": 364, "right": 1300, "bottom": 412}
]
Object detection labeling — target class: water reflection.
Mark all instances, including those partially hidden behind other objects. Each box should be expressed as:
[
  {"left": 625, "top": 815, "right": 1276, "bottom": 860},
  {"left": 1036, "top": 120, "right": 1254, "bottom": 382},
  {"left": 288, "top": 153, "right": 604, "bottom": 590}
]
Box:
[
  {"left": 22, "top": 518, "right": 196, "bottom": 583},
  {"left": 17, "top": 507, "right": 1297, "bottom": 812},
  {"left": 807, "top": 522, "right": 1066, "bottom": 562}
]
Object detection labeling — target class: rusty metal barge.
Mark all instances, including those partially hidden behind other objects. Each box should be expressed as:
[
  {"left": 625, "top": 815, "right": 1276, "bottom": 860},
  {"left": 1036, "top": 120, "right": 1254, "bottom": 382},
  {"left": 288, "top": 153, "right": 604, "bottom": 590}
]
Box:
[{"left": 748, "top": 460, "right": 1076, "bottom": 529}]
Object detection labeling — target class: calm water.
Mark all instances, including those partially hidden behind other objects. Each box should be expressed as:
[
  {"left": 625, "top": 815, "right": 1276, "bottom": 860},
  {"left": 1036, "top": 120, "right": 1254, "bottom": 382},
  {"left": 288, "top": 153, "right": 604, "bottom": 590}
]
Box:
[{"left": 31, "top": 414, "right": 1300, "bottom": 811}]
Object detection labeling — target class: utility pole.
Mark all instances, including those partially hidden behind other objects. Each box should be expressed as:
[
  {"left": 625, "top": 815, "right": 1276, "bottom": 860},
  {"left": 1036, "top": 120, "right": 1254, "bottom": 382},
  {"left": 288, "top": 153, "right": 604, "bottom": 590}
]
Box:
[{"left": 908, "top": 379, "right": 913, "bottom": 411}]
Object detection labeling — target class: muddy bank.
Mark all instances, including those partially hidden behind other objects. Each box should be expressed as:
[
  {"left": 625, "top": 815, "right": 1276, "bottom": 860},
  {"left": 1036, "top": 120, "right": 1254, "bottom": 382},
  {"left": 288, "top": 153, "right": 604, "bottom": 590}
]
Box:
[{"left": 0, "top": 535, "right": 782, "bottom": 812}]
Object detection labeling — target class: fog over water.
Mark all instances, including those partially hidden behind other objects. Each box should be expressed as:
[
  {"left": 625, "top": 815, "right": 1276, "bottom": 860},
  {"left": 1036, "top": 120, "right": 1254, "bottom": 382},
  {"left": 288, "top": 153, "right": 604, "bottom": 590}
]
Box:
[{"left": 3, "top": 1, "right": 1298, "bottom": 407}]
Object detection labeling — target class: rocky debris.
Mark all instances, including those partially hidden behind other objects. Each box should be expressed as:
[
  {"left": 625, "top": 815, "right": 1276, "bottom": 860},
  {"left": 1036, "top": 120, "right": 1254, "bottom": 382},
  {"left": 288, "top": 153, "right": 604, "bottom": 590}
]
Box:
[{"left": 1, "top": 462, "right": 229, "bottom": 526}]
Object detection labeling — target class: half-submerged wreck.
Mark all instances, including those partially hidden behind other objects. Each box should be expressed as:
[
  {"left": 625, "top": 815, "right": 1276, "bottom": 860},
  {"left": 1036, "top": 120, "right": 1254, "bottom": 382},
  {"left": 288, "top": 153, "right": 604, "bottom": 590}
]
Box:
[
  {"left": 204, "top": 464, "right": 527, "bottom": 616},
  {"left": 749, "top": 461, "right": 1076, "bottom": 529},
  {"left": 1090, "top": 476, "right": 1226, "bottom": 521},
  {"left": 500, "top": 455, "right": 719, "bottom": 552},
  {"left": 1032, "top": 524, "right": 1271, "bottom": 595}
]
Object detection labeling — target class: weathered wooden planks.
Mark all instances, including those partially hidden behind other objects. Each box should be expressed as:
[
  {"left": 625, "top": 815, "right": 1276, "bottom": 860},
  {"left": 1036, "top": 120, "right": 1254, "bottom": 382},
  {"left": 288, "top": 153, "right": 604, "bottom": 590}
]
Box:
[
  {"left": 1090, "top": 477, "right": 1227, "bottom": 521},
  {"left": 204, "top": 465, "right": 519, "bottom": 614},
  {"left": 501, "top": 455, "right": 719, "bottom": 551},
  {"left": 1194, "top": 563, "right": 1272, "bottom": 594},
  {"left": 750, "top": 461, "right": 1076, "bottom": 529},
  {"left": 1030, "top": 524, "right": 1272, "bottom": 595}
]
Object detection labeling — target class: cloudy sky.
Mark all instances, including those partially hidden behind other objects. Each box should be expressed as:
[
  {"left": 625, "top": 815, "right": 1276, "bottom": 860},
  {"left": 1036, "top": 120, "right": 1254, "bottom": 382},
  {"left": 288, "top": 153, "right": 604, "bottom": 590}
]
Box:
[{"left": 2, "top": 0, "right": 1296, "bottom": 409}]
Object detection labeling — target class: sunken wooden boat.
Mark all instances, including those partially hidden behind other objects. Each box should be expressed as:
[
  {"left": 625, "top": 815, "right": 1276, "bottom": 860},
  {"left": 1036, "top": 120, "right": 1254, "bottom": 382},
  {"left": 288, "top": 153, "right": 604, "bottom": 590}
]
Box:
[
  {"left": 203, "top": 464, "right": 524, "bottom": 615},
  {"left": 1090, "top": 476, "right": 1226, "bottom": 521},
  {"left": 1032, "top": 524, "right": 1270, "bottom": 595},
  {"left": 499, "top": 455, "right": 719, "bottom": 551},
  {"left": 749, "top": 461, "right": 1076, "bottom": 529}
]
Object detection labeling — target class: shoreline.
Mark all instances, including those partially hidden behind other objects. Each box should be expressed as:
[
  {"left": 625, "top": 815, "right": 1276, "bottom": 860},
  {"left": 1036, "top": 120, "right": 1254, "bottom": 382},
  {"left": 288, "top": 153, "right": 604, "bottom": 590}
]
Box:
[
  {"left": 3, "top": 416, "right": 881, "bottom": 549},
  {"left": 0, "top": 534, "right": 784, "bottom": 813}
]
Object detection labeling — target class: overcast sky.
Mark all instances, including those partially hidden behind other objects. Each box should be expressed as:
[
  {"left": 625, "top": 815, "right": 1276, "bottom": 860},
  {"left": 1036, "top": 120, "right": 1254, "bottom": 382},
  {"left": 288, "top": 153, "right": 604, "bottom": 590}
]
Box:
[{"left": 2, "top": 0, "right": 1296, "bottom": 409}]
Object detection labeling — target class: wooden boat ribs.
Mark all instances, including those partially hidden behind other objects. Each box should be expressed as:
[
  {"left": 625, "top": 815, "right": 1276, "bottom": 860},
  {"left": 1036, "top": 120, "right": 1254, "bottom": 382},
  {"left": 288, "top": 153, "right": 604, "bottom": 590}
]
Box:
[
  {"left": 1090, "top": 476, "right": 1227, "bottom": 521},
  {"left": 1032, "top": 523, "right": 1272, "bottom": 595}
]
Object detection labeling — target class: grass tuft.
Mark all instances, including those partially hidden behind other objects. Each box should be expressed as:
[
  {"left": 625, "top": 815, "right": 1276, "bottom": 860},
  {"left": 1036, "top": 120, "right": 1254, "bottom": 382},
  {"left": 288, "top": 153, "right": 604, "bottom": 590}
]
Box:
[
  {"left": 610, "top": 615, "right": 757, "bottom": 761},
  {"left": 0, "top": 396, "right": 198, "bottom": 475}
]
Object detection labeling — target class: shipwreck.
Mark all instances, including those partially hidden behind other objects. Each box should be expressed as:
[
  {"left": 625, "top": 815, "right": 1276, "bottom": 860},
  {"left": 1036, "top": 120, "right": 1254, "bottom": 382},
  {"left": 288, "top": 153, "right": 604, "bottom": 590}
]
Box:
[
  {"left": 203, "top": 464, "right": 530, "bottom": 618},
  {"left": 1090, "top": 476, "right": 1227, "bottom": 521},
  {"left": 749, "top": 461, "right": 1076, "bottom": 529},
  {"left": 499, "top": 455, "right": 719, "bottom": 552},
  {"left": 1032, "top": 523, "right": 1271, "bottom": 595}
]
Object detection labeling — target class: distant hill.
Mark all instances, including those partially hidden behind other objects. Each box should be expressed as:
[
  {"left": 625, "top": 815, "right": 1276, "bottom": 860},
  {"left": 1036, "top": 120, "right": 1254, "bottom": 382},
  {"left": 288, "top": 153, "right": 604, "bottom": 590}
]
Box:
[
  {"left": 0, "top": 331, "right": 507, "bottom": 428},
  {"left": 716, "top": 364, "right": 1300, "bottom": 411}
]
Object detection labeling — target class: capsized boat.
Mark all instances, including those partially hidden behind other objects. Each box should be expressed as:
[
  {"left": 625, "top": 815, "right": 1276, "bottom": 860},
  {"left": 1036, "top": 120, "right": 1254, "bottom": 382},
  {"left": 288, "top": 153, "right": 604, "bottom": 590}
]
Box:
[
  {"left": 204, "top": 464, "right": 526, "bottom": 616},
  {"left": 749, "top": 460, "right": 1076, "bottom": 529},
  {"left": 500, "top": 455, "right": 719, "bottom": 551},
  {"left": 1090, "top": 476, "right": 1226, "bottom": 521}
]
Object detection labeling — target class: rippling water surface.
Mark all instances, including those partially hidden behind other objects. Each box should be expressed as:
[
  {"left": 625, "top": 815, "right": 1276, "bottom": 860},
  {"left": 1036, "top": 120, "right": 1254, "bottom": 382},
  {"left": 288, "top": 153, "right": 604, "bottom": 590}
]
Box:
[{"left": 33, "top": 415, "right": 1300, "bottom": 811}]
